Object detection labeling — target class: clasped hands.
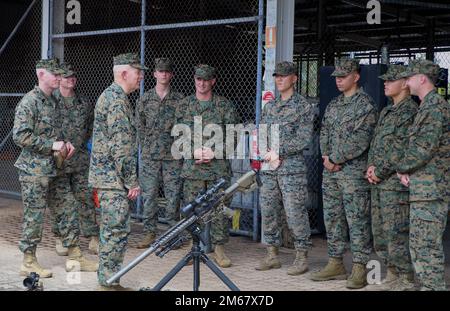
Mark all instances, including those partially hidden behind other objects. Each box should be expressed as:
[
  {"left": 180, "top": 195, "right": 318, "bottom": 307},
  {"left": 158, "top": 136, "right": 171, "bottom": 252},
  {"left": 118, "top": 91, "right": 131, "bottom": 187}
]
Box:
[
  {"left": 194, "top": 147, "right": 215, "bottom": 164},
  {"left": 52, "top": 141, "right": 76, "bottom": 160},
  {"left": 322, "top": 155, "right": 341, "bottom": 173}
]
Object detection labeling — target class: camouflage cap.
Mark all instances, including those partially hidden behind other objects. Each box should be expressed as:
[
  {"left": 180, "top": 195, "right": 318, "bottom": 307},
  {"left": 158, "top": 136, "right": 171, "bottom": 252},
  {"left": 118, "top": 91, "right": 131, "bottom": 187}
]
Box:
[
  {"left": 399, "top": 59, "right": 440, "bottom": 83},
  {"left": 36, "top": 58, "right": 64, "bottom": 74},
  {"left": 113, "top": 53, "right": 149, "bottom": 70},
  {"left": 331, "top": 58, "right": 360, "bottom": 77},
  {"left": 378, "top": 64, "right": 408, "bottom": 81},
  {"left": 272, "top": 61, "right": 298, "bottom": 76},
  {"left": 154, "top": 57, "right": 174, "bottom": 72},
  {"left": 60, "top": 62, "right": 77, "bottom": 78},
  {"left": 194, "top": 64, "right": 216, "bottom": 80}
]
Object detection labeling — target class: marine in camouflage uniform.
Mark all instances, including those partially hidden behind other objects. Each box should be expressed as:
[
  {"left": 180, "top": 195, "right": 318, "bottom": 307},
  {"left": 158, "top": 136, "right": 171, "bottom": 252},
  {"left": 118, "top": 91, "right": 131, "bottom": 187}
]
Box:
[
  {"left": 50, "top": 63, "right": 99, "bottom": 255},
  {"left": 175, "top": 64, "right": 238, "bottom": 268},
  {"left": 13, "top": 59, "right": 90, "bottom": 278},
  {"left": 89, "top": 53, "right": 147, "bottom": 287},
  {"left": 256, "top": 61, "right": 314, "bottom": 276},
  {"left": 136, "top": 58, "right": 183, "bottom": 248},
  {"left": 311, "top": 58, "right": 378, "bottom": 289},
  {"left": 395, "top": 60, "right": 450, "bottom": 291},
  {"left": 367, "top": 65, "right": 418, "bottom": 289}
]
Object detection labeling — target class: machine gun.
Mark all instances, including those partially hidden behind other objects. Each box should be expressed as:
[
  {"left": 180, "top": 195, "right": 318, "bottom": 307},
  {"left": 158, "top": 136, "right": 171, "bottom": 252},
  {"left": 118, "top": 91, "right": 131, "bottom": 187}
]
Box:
[{"left": 106, "top": 169, "right": 261, "bottom": 291}]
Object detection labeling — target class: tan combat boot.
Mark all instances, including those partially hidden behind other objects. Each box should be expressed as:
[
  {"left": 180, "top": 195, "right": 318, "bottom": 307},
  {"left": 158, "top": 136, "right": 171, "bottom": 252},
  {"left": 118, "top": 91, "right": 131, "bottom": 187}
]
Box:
[
  {"left": 20, "top": 251, "right": 53, "bottom": 278},
  {"left": 213, "top": 244, "right": 232, "bottom": 268},
  {"left": 346, "top": 263, "right": 367, "bottom": 289},
  {"left": 136, "top": 233, "right": 157, "bottom": 249},
  {"left": 88, "top": 236, "right": 99, "bottom": 254},
  {"left": 287, "top": 251, "right": 309, "bottom": 276},
  {"left": 366, "top": 266, "right": 399, "bottom": 291},
  {"left": 65, "top": 246, "right": 99, "bottom": 272},
  {"left": 55, "top": 237, "right": 68, "bottom": 256},
  {"left": 255, "top": 246, "right": 282, "bottom": 271},
  {"left": 391, "top": 273, "right": 415, "bottom": 291},
  {"left": 309, "top": 257, "right": 347, "bottom": 281}
]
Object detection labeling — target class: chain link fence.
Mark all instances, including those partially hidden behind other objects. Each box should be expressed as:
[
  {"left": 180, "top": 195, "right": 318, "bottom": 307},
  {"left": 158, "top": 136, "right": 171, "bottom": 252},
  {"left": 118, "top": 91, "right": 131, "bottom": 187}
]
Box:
[
  {"left": 50, "top": 0, "right": 263, "bottom": 240},
  {"left": 0, "top": 0, "right": 40, "bottom": 198}
]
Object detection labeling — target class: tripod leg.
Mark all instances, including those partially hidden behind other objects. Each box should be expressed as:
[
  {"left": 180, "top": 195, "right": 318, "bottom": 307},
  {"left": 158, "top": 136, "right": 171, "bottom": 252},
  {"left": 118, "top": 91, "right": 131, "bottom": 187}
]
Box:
[
  {"left": 201, "top": 254, "right": 240, "bottom": 291},
  {"left": 151, "top": 252, "right": 193, "bottom": 291},
  {"left": 193, "top": 250, "right": 201, "bottom": 291}
]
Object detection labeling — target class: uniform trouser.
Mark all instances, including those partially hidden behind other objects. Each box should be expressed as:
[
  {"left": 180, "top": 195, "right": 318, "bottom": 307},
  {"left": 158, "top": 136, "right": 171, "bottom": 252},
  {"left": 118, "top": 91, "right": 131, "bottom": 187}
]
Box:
[
  {"left": 371, "top": 188, "right": 412, "bottom": 274},
  {"left": 140, "top": 160, "right": 182, "bottom": 234},
  {"left": 409, "top": 200, "right": 448, "bottom": 291},
  {"left": 183, "top": 178, "right": 231, "bottom": 245},
  {"left": 19, "top": 173, "right": 80, "bottom": 253},
  {"left": 322, "top": 176, "right": 372, "bottom": 264},
  {"left": 49, "top": 170, "right": 99, "bottom": 238},
  {"left": 260, "top": 173, "right": 312, "bottom": 251},
  {"left": 97, "top": 189, "right": 131, "bottom": 286}
]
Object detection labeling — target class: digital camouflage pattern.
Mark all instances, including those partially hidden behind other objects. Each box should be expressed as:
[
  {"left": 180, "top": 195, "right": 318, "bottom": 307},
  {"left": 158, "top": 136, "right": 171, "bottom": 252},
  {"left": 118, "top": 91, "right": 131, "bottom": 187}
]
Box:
[
  {"left": 176, "top": 92, "right": 238, "bottom": 245},
  {"left": 396, "top": 89, "right": 450, "bottom": 291},
  {"left": 399, "top": 59, "right": 440, "bottom": 83},
  {"left": 53, "top": 89, "right": 93, "bottom": 174},
  {"left": 136, "top": 86, "right": 184, "bottom": 233},
  {"left": 35, "top": 58, "right": 65, "bottom": 74},
  {"left": 331, "top": 58, "right": 360, "bottom": 77},
  {"left": 52, "top": 90, "right": 98, "bottom": 237},
  {"left": 175, "top": 94, "right": 238, "bottom": 181},
  {"left": 371, "top": 188, "right": 412, "bottom": 274},
  {"left": 368, "top": 96, "right": 418, "bottom": 191},
  {"left": 13, "top": 84, "right": 81, "bottom": 253},
  {"left": 260, "top": 174, "right": 312, "bottom": 251},
  {"left": 194, "top": 64, "right": 216, "bottom": 80},
  {"left": 259, "top": 92, "right": 315, "bottom": 251},
  {"left": 320, "top": 87, "right": 377, "bottom": 264},
  {"left": 60, "top": 62, "right": 76, "bottom": 78},
  {"left": 272, "top": 61, "right": 298, "bottom": 76},
  {"left": 367, "top": 94, "right": 418, "bottom": 274},
  {"left": 183, "top": 178, "right": 231, "bottom": 245},
  {"left": 13, "top": 86, "right": 59, "bottom": 177},
  {"left": 89, "top": 82, "right": 138, "bottom": 190},
  {"left": 113, "top": 53, "right": 148, "bottom": 70},
  {"left": 90, "top": 81, "right": 138, "bottom": 286},
  {"left": 96, "top": 189, "right": 131, "bottom": 286},
  {"left": 136, "top": 88, "right": 184, "bottom": 160},
  {"left": 262, "top": 92, "right": 315, "bottom": 175},
  {"left": 378, "top": 64, "right": 409, "bottom": 81},
  {"left": 154, "top": 57, "right": 174, "bottom": 72}
]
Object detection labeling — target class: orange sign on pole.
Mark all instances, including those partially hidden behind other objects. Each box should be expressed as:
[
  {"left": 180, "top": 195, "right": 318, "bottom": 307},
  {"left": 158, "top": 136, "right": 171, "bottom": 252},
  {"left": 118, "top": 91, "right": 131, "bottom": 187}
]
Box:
[{"left": 265, "top": 26, "right": 276, "bottom": 48}]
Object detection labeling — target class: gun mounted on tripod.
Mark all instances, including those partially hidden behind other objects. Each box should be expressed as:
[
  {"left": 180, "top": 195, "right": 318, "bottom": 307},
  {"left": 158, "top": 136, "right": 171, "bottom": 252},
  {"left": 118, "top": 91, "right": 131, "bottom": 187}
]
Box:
[{"left": 106, "top": 169, "right": 261, "bottom": 286}]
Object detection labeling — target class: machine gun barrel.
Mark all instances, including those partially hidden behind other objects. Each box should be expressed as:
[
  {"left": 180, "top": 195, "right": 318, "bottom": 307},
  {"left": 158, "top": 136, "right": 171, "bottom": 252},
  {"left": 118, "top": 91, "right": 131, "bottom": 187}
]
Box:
[{"left": 106, "top": 214, "right": 199, "bottom": 285}]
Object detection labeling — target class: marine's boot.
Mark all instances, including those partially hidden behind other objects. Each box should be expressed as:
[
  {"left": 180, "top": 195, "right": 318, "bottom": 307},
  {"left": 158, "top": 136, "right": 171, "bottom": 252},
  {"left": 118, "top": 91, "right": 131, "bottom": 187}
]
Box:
[
  {"left": 213, "top": 244, "right": 232, "bottom": 268},
  {"left": 88, "top": 236, "right": 99, "bottom": 254},
  {"left": 20, "top": 251, "right": 53, "bottom": 278},
  {"left": 346, "top": 263, "right": 367, "bottom": 289},
  {"left": 309, "top": 257, "right": 347, "bottom": 281},
  {"left": 368, "top": 266, "right": 399, "bottom": 291},
  {"left": 55, "top": 238, "right": 68, "bottom": 256},
  {"left": 287, "top": 251, "right": 308, "bottom": 276},
  {"left": 65, "top": 246, "right": 98, "bottom": 272},
  {"left": 255, "top": 246, "right": 282, "bottom": 271},
  {"left": 136, "top": 233, "right": 156, "bottom": 249},
  {"left": 391, "top": 273, "right": 415, "bottom": 291}
]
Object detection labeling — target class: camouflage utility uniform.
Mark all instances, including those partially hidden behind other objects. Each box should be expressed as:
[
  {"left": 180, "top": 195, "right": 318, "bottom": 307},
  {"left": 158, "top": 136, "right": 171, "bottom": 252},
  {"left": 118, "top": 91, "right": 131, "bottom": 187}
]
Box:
[
  {"left": 368, "top": 66, "right": 418, "bottom": 276},
  {"left": 396, "top": 60, "right": 450, "bottom": 291}
]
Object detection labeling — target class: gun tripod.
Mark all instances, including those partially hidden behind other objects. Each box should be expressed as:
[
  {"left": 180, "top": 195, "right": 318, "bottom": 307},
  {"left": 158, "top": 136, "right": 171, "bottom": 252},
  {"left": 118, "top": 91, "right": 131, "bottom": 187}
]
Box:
[{"left": 150, "top": 225, "right": 239, "bottom": 291}]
